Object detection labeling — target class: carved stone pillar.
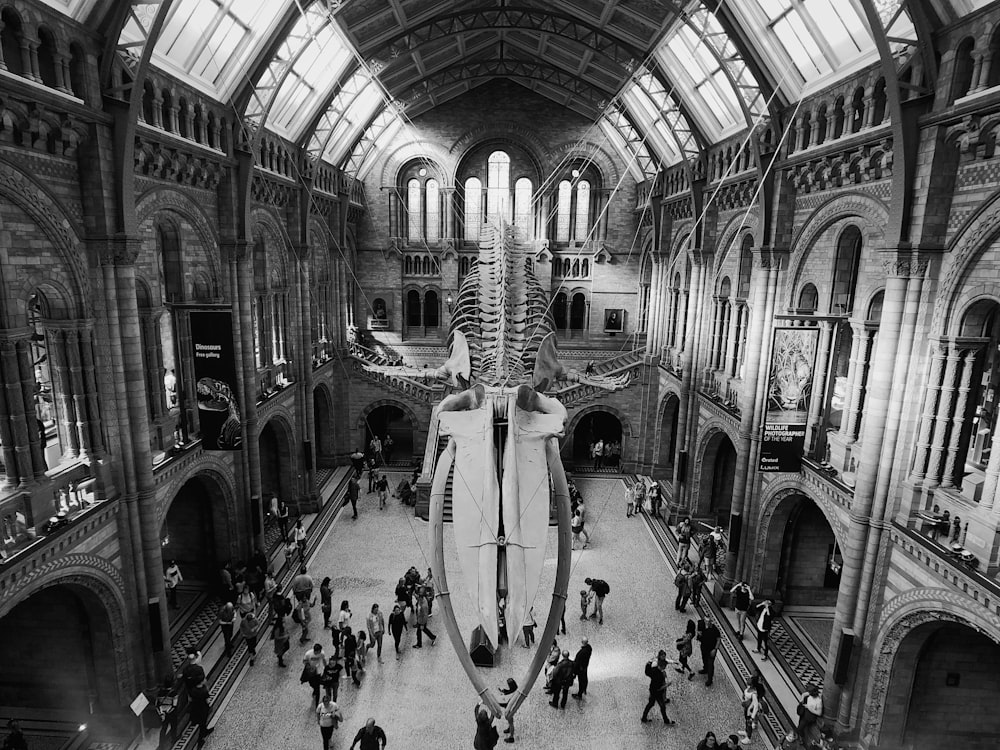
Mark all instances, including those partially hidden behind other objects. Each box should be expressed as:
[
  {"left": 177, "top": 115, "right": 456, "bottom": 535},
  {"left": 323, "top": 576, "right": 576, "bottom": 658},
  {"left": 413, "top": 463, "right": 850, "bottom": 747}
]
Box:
[
  {"left": 78, "top": 326, "right": 105, "bottom": 458},
  {"left": 805, "top": 321, "right": 834, "bottom": 453},
  {"left": 677, "top": 291, "right": 689, "bottom": 352},
  {"left": 23, "top": 39, "right": 39, "bottom": 82},
  {"left": 862, "top": 89, "right": 876, "bottom": 129},
  {"left": 910, "top": 341, "right": 947, "bottom": 481},
  {"left": 970, "top": 52, "right": 987, "bottom": 93},
  {"left": 983, "top": 430, "right": 1000, "bottom": 512},
  {"left": 941, "top": 348, "right": 979, "bottom": 488},
  {"left": 723, "top": 301, "right": 738, "bottom": 376},
  {"left": 926, "top": 344, "right": 962, "bottom": 487},
  {"left": 151, "top": 92, "right": 164, "bottom": 129},
  {"left": 843, "top": 325, "right": 874, "bottom": 441},
  {"left": 838, "top": 323, "right": 865, "bottom": 439}
]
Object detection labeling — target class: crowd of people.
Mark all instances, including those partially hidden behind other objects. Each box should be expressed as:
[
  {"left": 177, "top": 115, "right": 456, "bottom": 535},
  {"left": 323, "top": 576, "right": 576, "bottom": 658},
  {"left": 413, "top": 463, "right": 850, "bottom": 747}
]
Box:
[{"left": 588, "top": 438, "right": 623, "bottom": 470}]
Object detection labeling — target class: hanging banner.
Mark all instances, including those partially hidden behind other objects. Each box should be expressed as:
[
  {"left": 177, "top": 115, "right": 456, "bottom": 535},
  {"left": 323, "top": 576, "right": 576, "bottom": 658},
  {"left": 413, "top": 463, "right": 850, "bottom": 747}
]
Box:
[
  {"left": 190, "top": 310, "right": 242, "bottom": 451},
  {"left": 759, "top": 326, "right": 819, "bottom": 472}
]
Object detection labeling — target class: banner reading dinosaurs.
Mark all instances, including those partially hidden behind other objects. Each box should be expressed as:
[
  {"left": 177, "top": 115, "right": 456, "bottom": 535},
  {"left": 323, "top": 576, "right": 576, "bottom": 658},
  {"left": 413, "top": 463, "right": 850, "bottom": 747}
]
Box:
[
  {"left": 190, "top": 310, "right": 242, "bottom": 451},
  {"left": 759, "top": 326, "right": 819, "bottom": 472}
]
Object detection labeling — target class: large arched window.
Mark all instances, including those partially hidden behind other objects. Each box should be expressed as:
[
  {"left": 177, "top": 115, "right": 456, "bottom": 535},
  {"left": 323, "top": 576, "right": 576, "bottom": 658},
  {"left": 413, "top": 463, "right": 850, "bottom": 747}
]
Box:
[
  {"left": 831, "top": 225, "right": 863, "bottom": 314},
  {"left": 407, "top": 178, "right": 421, "bottom": 241},
  {"left": 569, "top": 292, "right": 587, "bottom": 331},
  {"left": 737, "top": 235, "right": 753, "bottom": 299},
  {"left": 487, "top": 151, "right": 511, "bottom": 220},
  {"left": 406, "top": 289, "right": 421, "bottom": 327},
  {"left": 425, "top": 179, "right": 440, "bottom": 243},
  {"left": 952, "top": 37, "right": 976, "bottom": 103},
  {"left": 798, "top": 283, "right": 819, "bottom": 314},
  {"left": 555, "top": 180, "right": 572, "bottom": 243},
  {"left": 574, "top": 181, "right": 591, "bottom": 243},
  {"left": 424, "top": 291, "right": 440, "bottom": 329},
  {"left": 464, "top": 177, "right": 482, "bottom": 241},
  {"left": 514, "top": 177, "right": 533, "bottom": 239},
  {"left": 554, "top": 292, "right": 568, "bottom": 330}
]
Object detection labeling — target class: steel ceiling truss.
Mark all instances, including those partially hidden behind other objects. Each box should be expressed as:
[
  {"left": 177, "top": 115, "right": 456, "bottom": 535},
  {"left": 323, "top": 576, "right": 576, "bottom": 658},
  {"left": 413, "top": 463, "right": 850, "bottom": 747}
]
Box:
[
  {"left": 379, "top": 8, "right": 641, "bottom": 69},
  {"left": 304, "top": 68, "right": 373, "bottom": 164},
  {"left": 632, "top": 65, "right": 705, "bottom": 171},
  {"left": 343, "top": 105, "right": 399, "bottom": 176},
  {"left": 603, "top": 104, "right": 659, "bottom": 181},
  {"left": 851, "top": 0, "right": 938, "bottom": 93},
  {"left": 100, "top": 0, "right": 175, "bottom": 100}
]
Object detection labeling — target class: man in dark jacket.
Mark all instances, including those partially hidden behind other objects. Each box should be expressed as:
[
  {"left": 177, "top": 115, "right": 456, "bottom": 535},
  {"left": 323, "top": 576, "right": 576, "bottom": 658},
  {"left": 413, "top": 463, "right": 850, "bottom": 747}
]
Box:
[
  {"left": 584, "top": 577, "right": 610, "bottom": 624},
  {"left": 549, "top": 650, "right": 575, "bottom": 708},
  {"left": 697, "top": 618, "right": 721, "bottom": 687},
  {"left": 572, "top": 637, "right": 592, "bottom": 698},
  {"left": 641, "top": 651, "right": 675, "bottom": 725}
]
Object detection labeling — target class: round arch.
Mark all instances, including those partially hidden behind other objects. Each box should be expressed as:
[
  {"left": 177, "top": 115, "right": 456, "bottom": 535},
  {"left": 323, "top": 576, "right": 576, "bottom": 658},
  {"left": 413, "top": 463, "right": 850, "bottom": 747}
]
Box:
[
  {"left": 655, "top": 391, "right": 681, "bottom": 473},
  {"left": 160, "top": 471, "right": 237, "bottom": 588},
  {"left": 564, "top": 404, "right": 633, "bottom": 469},
  {"left": 360, "top": 401, "right": 418, "bottom": 463},
  {"left": 863, "top": 596, "right": 1000, "bottom": 748},
  {"left": 313, "top": 382, "right": 336, "bottom": 467},
  {"left": 259, "top": 414, "right": 297, "bottom": 506},
  {"left": 696, "top": 428, "right": 737, "bottom": 524}
]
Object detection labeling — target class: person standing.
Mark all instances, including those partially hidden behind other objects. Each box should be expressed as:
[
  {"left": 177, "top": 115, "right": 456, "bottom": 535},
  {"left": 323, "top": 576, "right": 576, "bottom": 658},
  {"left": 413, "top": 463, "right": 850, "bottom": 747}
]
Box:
[
  {"left": 320, "top": 577, "right": 333, "bottom": 630},
  {"left": 674, "top": 619, "right": 696, "bottom": 680},
  {"left": 235, "top": 586, "right": 257, "bottom": 619},
  {"left": 413, "top": 587, "right": 436, "bottom": 648},
  {"left": 423, "top": 567, "right": 435, "bottom": 615},
  {"left": 592, "top": 438, "right": 604, "bottom": 470},
  {"left": 626, "top": 483, "right": 636, "bottom": 517},
  {"left": 521, "top": 607, "right": 536, "bottom": 648},
  {"left": 473, "top": 703, "right": 500, "bottom": 750},
  {"left": 383, "top": 434, "right": 394, "bottom": 464},
  {"left": 342, "top": 627, "right": 361, "bottom": 686},
  {"left": 273, "top": 618, "right": 290, "bottom": 667},
  {"left": 240, "top": 611, "right": 259, "bottom": 666},
  {"left": 369, "top": 435, "right": 383, "bottom": 467},
  {"left": 676, "top": 518, "right": 692, "bottom": 565},
  {"left": 688, "top": 567, "right": 706, "bottom": 610},
  {"left": 263, "top": 568, "right": 278, "bottom": 618},
  {"left": 366, "top": 603, "right": 386, "bottom": 662},
  {"left": 388, "top": 603, "right": 408, "bottom": 658},
  {"left": 317, "top": 696, "right": 343, "bottom": 750},
  {"left": 334, "top": 600, "right": 352, "bottom": 656},
  {"left": 164, "top": 560, "right": 183, "bottom": 609},
  {"left": 571, "top": 507, "right": 587, "bottom": 550},
  {"left": 181, "top": 648, "right": 206, "bottom": 690},
  {"left": 730, "top": 581, "right": 754, "bottom": 638},
  {"left": 349, "top": 718, "right": 387, "bottom": 750},
  {"left": 572, "top": 637, "right": 592, "bottom": 698},
  {"left": 797, "top": 684, "right": 824, "bottom": 741},
  {"left": 154, "top": 677, "right": 179, "bottom": 750},
  {"left": 348, "top": 474, "right": 360, "bottom": 519},
  {"left": 548, "top": 650, "right": 574, "bottom": 708},
  {"left": 292, "top": 566, "right": 315, "bottom": 603},
  {"left": 356, "top": 631, "right": 369, "bottom": 675},
  {"left": 277, "top": 500, "right": 290, "bottom": 542},
  {"left": 218, "top": 602, "right": 236, "bottom": 657},
  {"left": 3, "top": 720, "right": 28, "bottom": 750},
  {"left": 697, "top": 618, "right": 720, "bottom": 686},
  {"left": 640, "top": 651, "right": 675, "bottom": 725},
  {"left": 189, "top": 682, "right": 214, "bottom": 748},
  {"left": 649, "top": 482, "right": 662, "bottom": 517},
  {"left": 743, "top": 672, "right": 766, "bottom": 741},
  {"left": 293, "top": 519, "right": 308, "bottom": 559},
  {"left": 296, "top": 595, "right": 316, "bottom": 645},
  {"left": 674, "top": 561, "right": 692, "bottom": 612},
  {"left": 584, "top": 577, "right": 609, "bottom": 624},
  {"left": 752, "top": 599, "right": 775, "bottom": 661}
]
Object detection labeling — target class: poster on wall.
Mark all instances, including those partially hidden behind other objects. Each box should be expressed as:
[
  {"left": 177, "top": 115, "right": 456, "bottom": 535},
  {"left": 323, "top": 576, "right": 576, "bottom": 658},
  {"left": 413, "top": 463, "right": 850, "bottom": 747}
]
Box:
[
  {"left": 759, "top": 326, "right": 819, "bottom": 472},
  {"left": 190, "top": 310, "right": 242, "bottom": 451}
]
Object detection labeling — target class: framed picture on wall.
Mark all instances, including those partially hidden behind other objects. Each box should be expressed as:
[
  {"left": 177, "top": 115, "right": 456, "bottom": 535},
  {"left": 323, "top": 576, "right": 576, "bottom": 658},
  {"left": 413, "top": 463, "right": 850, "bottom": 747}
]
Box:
[{"left": 604, "top": 308, "right": 625, "bottom": 333}]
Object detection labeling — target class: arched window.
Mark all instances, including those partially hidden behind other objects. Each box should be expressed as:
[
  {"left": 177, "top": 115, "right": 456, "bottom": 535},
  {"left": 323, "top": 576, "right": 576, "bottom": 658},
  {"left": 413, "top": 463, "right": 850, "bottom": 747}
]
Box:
[
  {"left": 832, "top": 96, "right": 845, "bottom": 139},
  {"left": 69, "top": 43, "right": 86, "bottom": 99},
  {"left": 464, "top": 177, "right": 482, "bottom": 241},
  {"left": 569, "top": 292, "right": 587, "bottom": 331},
  {"left": 178, "top": 98, "right": 189, "bottom": 139},
  {"left": 871, "top": 78, "right": 887, "bottom": 126},
  {"left": 815, "top": 105, "right": 827, "bottom": 146},
  {"left": 988, "top": 28, "right": 1000, "bottom": 89},
  {"left": 406, "top": 289, "right": 421, "bottom": 327},
  {"left": 574, "top": 181, "right": 591, "bottom": 242},
  {"left": 37, "top": 28, "right": 58, "bottom": 89},
  {"left": 554, "top": 292, "right": 568, "bottom": 330},
  {"left": 798, "top": 283, "right": 819, "bottom": 314},
  {"left": 486, "top": 151, "right": 511, "bottom": 220},
  {"left": 850, "top": 87, "right": 865, "bottom": 133},
  {"left": 962, "top": 302, "right": 1000, "bottom": 472},
  {"left": 555, "top": 180, "right": 572, "bottom": 243},
  {"left": 867, "top": 290, "right": 884, "bottom": 323},
  {"left": 0, "top": 10, "right": 24, "bottom": 77},
  {"left": 424, "top": 291, "right": 439, "bottom": 328},
  {"left": 161, "top": 89, "right": 173, "bottom": 133},
  {"left": 952, "top": 37, "right": 976, "bottom": 102},
  {"left": 831, "top": 226, "right": 863, "bottom": 314},
  {"left": 142, "top": 81, "right": 156, "bottom": 125},
  {"left": 514, "top": 177, "right": 533, "bottom": 239},
  {"left": 425, "top": 179, "right": 440, "bottom": 243},
  {"left": 407, "top": 178, "right": 421, "bottom": 241},
  {"left": 737, "top": 235, "right": 753, "bottom": 299}
]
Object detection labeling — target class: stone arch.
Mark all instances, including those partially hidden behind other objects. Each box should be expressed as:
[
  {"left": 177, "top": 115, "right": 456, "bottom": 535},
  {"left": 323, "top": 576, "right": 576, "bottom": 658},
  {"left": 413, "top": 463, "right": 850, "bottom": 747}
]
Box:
[
  {"left": 450, "top": 121, "right": 552, "bottom": 161},
  {"left": 379, "top": 140, "right": 455, "bottom": 187},
  {"left": 564, "top": 404, "right": 633, "bottom": 466},
  {"left": 670, "top": 223, "right": 693, "bottom": 261},
  {"left": 0, "top": 554, "right": 134, "bottom": 701},
  {"left": 714, "top": 212, "right": 760, "bottom": 278},
  {"left": 546, "top": 139, "right": 621, "bottom": 187},
  {"left": 136, "top": 187, "right": 221, "bottom": 253},
  {"left": 259, "top": 412, "right": 297, "bottom": 503},
  {"left": 654, "top": 389, "right": 682, "bottom": 473},
  {"left": 159, "top": 465, "right": 239, "bottom": 576},
  {"left": 0, "top": 158, "right": 88, "bottom": 313},
  {"left": 785, "top": 192, "right": 889, "bottom": 304},
  {"left": 313, "top": 381, "right": 336, "bottom": 467},
  {"left": 695, "top": 426, "right": 738, "bottom": 522},
  {"left": 862, "top": 592, "right": 1000, "bottom": 747},
  {"left": 158, "top": 456, "right": 239, "bottom": 529},
  {"left": 749, "top": 483, "right": 847, "bottom": 603},
  {"left": 357, "top": 398, "right": 420, "bottom": 434}
]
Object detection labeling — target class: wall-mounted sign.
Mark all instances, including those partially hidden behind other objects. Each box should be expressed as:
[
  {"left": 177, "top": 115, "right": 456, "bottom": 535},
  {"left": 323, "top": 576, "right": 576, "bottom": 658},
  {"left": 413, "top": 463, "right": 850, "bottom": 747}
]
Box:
[
  {"left": 190, "top": 310, "right": 242, "bottom": 451},
  {"left": 759, "top": 326, "right": 819, "bottom": 472}
]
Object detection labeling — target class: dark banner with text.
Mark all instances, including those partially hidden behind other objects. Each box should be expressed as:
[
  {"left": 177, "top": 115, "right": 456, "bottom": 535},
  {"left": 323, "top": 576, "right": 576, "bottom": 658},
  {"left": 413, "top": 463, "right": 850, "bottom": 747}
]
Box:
[
  {"left": 759, "top": 326, "right": 819, "bottom": 472},
  {"left": 190, "top": 310, "right": 242, "bottom": 451}
]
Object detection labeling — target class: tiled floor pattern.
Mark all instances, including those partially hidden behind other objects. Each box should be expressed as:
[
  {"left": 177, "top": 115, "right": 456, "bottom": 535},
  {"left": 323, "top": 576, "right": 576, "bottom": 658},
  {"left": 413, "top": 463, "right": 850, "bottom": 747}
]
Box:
[
  {"left": 204, "top": 476, "right": 768, "bottom": 750},
  {"left": 785, "top": 615, "right": 834, "bottom": 660},
  {"left": 768, "top": 620, "right": 823, "bottom": 691}
]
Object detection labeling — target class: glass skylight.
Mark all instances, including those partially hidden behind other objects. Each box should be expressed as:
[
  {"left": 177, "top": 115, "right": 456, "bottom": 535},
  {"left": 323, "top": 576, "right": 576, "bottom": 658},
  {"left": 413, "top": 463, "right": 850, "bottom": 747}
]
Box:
[
  {"left": 35, "top": 0, "right": 101, "bottom": 21},
  {"left": 320, "top": 75, "right": 387, "bottom": 166},
  {"left": 151, "top": 0, "right": 288, "bottom": 98},
  {"left": 600, "top": 107, "right": 660, "bottom": 181}
]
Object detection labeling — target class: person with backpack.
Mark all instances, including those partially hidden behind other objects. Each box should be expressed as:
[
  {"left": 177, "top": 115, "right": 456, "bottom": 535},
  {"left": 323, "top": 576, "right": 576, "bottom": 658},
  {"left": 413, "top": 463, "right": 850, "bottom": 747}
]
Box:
[
  {"left": 640, "top": 651, "right": 675, "bottom": 725},
  {"left": 688, "top": 566, "right": 707, "bottom": 610},
  {"left": 674, "top": 560, "right": 692, "bottom": 612},
  {"left": 584, "top": 577, "right": 610, "bottom": 624},
  {"left": 700, "top": 532, "right": 719, "bottom": 578},
  {"left": 676, "top": 518, "right": 692, "bottom": 564},
  {"left": 730, "top": 581, "right": 754, "bottom": 638}
]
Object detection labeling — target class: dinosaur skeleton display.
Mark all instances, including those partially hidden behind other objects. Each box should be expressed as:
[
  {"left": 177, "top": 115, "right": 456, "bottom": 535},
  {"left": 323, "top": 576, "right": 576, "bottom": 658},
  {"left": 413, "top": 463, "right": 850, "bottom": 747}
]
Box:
[{"left": 364, "top": 221, "right": 630, "bottom": 730}]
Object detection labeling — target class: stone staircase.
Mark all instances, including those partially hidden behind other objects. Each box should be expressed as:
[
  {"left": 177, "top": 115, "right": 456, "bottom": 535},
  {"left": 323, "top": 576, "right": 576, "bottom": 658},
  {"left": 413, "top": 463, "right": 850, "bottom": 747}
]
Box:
[
  {"left": 346, "top": 343, "right": 444, "bottom": 403},
  {"left": 552, "top": 348, "right": 646, "bottom": 407}
]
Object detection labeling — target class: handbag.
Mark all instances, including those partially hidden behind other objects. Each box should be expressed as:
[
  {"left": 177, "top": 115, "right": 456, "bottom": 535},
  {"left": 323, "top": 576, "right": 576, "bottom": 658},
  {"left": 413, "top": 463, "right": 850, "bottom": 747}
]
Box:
[{"left": 300, "top": 664, "right": 315, "bottom": 684}]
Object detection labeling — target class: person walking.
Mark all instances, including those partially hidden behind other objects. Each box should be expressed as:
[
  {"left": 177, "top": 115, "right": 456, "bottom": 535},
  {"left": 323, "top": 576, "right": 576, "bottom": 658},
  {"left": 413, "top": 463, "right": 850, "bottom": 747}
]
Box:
[
  {"left": 164, "top": 560, "right": 182, "bottom": 609},
  {"left": 295, "top": 595, "right": 316, "bottom": 645},
  {"left": 334, "top": 600, "right": 352, "bottom": 655},
  {"left": 235, "top": 586, "right": 257, "bottom": 619},
  {"left": 320, "top": 650, "right": 343, "bottom": 702},
  {"left": 317, "top": 696, "right": 343, "bottom": 750},
  {"left": 293, "top": 519, "right": 308, "bottom": 559},
  {"left": 648, "top": 481, "right": 662, "bottom": 517},
  {"left": 697, "top": 731, "right": 720, "bottom": 750},
  {"left": 473, "top": 703, "right": 500, "bottom": 750},
  {"left": 521, "top": 607, "right": 536, "bottom": 648},
  {"left": 640, "top": 651, "right": 675, "bottom": 725},
  {"left": 423, "top": 567, "right": 435, "bottom": 615},
  {"left": 584, "top": 577, "right": 609, "bottom": 624},
  {"left": 572, "top": 637, "right": 592, "bottom": 698},
  {"left": 383, "top": 434, "right": 394, "bottom": 464},
  {"left": 349, "top": 718, "right": 387, "bottom": 750},
  {"left": 240, "top": 611, "right": 259, "bottom": 666},
  {"left": 189, "top": 682, "right": 214, "bottom": 748},
  {"left": 292, "top": 566, "right": 315, "bottom": 603},
  {"left": 676, "top": 518, "right": 692, "bottom": 565},
  {"left": 576, "top": 500, "right": 591, "bottom": 547},
  {"left": 369, "top": 435, "right": 383, "bottom": 467},
  {"left": 730, "top": 581, "right": 754, "bottom": 639},
  {"left": 674, "top": 561, "right": 692, "bottom": 612},
  {"left": 302, "top": 643, "right": 328, "bottom": 705},
  {"left": 342, "top": 626, "right": 361, "bottom": 686},
  {"left": 320, "top": 577, "right": 333, "bottom": 630},
  {"left": 388, "top": 603, "right": 408, "bottom": 658},
  {"left": 356, "top": 631, "right": 369, "bottom": 675},
  {"left": 413, "top": 587, "right": 436, "bottom": 648},
  {"left": 571, "top": 506, "right": 587, "bottom": 550},
  {"left": 376, "top": 473, "right": 389, "bottom": 510},
  {"left": 367, "top": 603, "right": 386, "bottom": 662},
  {"left": 752, "top": 599, "right": 775, "bottom": 661},
  {"left": 548, "top": 650, "right": 574, "bottom": 708},
  {"left": 674, "top": 619, "right": 696, "bottom": 680},
  {"left": 218, "top": 602, "right": 236, "bottom": 657},
  {"left": 743, "top": 672, "right": 767, "bottom": 741},
  {"left": 626, "top": 483, "right": 637, "bottom": 517},
  {"left": 154, "top": 678, "right": 179, "bottom": 750},
  {"left": 348, "top": 473, "right": 360, "bottom": 519},
  {"left": 697, "top": 618, "right": 720, "bottom": 686},
  {"left": 263, "top": 568, "right": 278, "bottom": 618},
  {"left": 273, "top": 618, "right": 290, "bottom": 667}
]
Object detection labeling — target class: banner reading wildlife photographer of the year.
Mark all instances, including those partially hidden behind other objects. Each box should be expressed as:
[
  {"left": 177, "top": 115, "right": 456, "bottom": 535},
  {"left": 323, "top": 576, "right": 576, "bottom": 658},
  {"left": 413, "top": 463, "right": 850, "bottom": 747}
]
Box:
[
  {"left": 190, "top": 310, "right": 242, "bottom": 451},
  {"left": 759, "top": 326, "right": 819, "bottom": 472}
]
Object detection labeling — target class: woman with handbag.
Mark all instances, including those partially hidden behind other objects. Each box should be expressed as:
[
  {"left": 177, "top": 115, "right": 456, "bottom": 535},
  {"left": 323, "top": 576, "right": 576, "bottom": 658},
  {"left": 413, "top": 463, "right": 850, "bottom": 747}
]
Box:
[{"left": 317, "top": 696, "right": 342, "bottom": 750}]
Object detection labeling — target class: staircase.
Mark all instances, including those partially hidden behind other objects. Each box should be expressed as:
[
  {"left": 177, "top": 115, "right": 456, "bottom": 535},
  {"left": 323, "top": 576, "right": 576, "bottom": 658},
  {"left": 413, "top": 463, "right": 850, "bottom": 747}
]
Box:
[
  {"left": 553, "top": 347, "right": 647, "bottom": 407},
  {"left": 347, "top": 343, "right": 444, "bottom": 403}
]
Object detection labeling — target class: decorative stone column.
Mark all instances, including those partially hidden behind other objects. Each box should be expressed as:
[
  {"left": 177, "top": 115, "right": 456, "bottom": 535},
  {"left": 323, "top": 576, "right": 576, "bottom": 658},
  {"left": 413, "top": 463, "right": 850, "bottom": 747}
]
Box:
[
  {"left": 941, "top": 348, "right": 979, "bottom": 488},
  {"left": 925, "top": 344, "right": 962, "bottom": 487},
  {"left": 842, "top": 324, "right": 874, "bottom": 441},
  {"left": 804, "top": 321, "right": 834, "bottom": 452}
]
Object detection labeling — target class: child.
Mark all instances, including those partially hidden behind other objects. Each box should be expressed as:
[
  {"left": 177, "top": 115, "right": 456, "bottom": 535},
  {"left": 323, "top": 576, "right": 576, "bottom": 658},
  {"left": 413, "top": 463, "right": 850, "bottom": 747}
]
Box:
[{"left": 579, "top": 589, "right": 592, "bottom": 621}]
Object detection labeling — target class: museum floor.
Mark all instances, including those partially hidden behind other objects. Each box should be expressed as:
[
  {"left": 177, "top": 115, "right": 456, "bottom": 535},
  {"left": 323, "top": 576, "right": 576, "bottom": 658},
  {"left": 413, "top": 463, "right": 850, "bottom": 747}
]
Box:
[{"left": 204, "top": 476, "right": 762, "bottom": 749}]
